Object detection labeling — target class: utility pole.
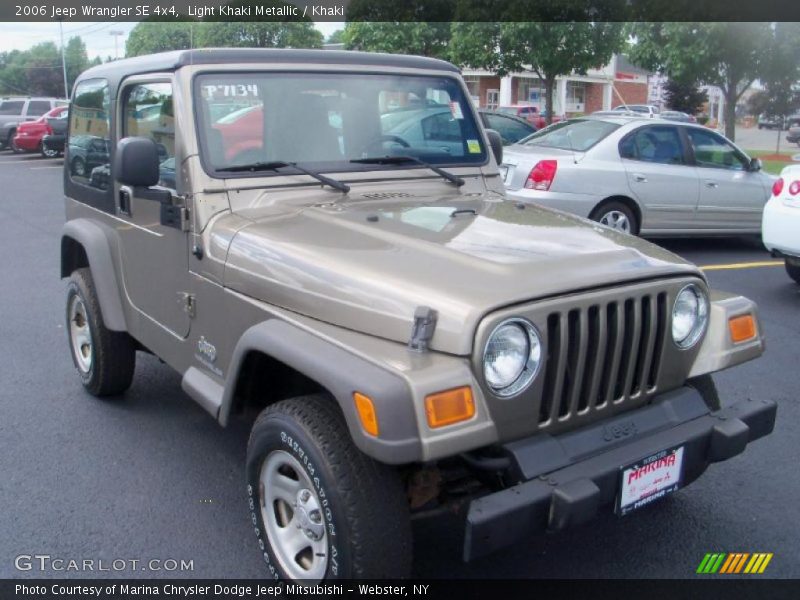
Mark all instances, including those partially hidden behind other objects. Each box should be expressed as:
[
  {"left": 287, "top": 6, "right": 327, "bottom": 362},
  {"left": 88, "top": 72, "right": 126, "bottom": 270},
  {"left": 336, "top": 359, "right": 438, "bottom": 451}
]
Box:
[
  {"left": 109, "top": 30, "right": 124, "bottom": 60},
  {"left": 59, "top": 21, "right": 69, "bottom": 99}
]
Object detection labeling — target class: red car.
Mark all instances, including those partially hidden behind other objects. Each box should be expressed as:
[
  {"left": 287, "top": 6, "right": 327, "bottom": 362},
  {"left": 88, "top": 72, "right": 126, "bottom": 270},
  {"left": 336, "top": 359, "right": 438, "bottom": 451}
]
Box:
[
  {"left": 498, "top": 104, "right": 562, "bottom": 130},
  {"left": 12, "top": 106, "right": 69, "bottom": 155}
]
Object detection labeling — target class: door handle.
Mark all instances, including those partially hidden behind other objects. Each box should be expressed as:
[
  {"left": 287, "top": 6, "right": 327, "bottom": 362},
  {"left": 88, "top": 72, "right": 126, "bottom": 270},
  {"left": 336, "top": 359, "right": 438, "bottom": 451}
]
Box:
[
  {"left": 633, "top": 174, "right": 647, "bottom": 182},
  {"left": 704, "top": 181, "right": 719, "bottom": 189}
]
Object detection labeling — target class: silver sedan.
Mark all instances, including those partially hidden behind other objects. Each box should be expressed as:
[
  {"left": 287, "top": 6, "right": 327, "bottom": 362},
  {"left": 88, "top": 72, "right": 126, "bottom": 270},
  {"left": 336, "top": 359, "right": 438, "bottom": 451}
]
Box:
[{"left": 500, "top": 116, "right": 775, "bottom": 236}]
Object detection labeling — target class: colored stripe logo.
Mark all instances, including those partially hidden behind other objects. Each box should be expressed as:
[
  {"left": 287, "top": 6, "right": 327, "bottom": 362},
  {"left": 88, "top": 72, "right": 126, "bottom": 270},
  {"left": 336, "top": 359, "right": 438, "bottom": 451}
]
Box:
[{"left": 697, "top": 553, "right": 773, "bottom": 574}]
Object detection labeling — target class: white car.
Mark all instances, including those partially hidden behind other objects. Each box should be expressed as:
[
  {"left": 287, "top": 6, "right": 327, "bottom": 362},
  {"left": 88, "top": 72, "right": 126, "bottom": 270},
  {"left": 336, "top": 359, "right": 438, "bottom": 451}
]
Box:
[
  {"left": 612, "top": 104, "right": 660, "bottom": 118},
  {"left": 762, "top": 164, "right": 800, "bottom": 284}
]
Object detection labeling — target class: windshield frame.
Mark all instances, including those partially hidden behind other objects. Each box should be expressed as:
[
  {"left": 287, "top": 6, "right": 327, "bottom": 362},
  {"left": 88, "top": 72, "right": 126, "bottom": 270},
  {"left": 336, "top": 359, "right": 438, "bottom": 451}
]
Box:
[{"left": 192, "top": 69, "right": 489, "bottom": 181}]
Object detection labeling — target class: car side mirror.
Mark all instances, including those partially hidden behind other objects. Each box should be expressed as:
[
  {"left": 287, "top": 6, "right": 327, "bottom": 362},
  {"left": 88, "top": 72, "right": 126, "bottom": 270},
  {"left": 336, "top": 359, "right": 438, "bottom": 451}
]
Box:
[
  {"left": 749, "top": 157, "right": 762, "bottom": 172},
  {"left": 485, "top": 129, "right": 503, "bottom": 165},
  {"left": 114, "top": 137, "right": 160, "bottom": 187}
]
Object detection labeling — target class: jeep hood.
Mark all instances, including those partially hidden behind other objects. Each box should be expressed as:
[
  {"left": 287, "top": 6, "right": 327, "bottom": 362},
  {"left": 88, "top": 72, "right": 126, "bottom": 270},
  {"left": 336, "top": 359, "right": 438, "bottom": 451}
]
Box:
[{"left": 223, "top": 193, "right": 702, "bottom": 355}]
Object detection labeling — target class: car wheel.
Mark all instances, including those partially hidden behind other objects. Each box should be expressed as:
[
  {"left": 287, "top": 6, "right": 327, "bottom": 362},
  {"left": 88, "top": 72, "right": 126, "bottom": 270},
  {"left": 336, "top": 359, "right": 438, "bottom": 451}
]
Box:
[
  {"left": 66, "top": 268, "right": 136, "bottom": 397},
  {"left": 71, "top": 157, "right": 86, "bottom": 177},
  {"left": 786, "top": 259, "right": 800, "bottom": 285},
  {"left": 246, "top": 394, "right": 412, "bottom": 582},
  {"left": 41, "top": 143, "right": 59, "bottom": 158},
  {"left": 4, "top": 131, "right": 14, "bottom": 150},
  {"left": 591, "top": 201, "right": 639, "bottom": 235}
]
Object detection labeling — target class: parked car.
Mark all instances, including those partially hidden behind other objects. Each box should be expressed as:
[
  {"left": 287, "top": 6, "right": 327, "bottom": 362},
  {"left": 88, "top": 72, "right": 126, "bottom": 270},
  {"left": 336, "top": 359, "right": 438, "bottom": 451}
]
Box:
[
  {"left": 498, "top": 104, "right": 562, "bottom": 129},
  {"left": 762, "top": 164, "right": 800, "bottom": 284},
  {"left": 11, "top": 105, "right": 69, "bottom": 154},
  {"left": 0, "top": 96, "right": 68, "bottom": 150},
  {"left": 660, "top": 110, "right": 696, "bottom": 123},
  {"left": 501, "top": 115, "right": 774, "bottom": 235},
  {"left": 67, "top": 135, "right": 110, "bottom": 178},
  {"left": 41, "top": 108, "right": 70, "bottom": 157},
  {"left": 478, "top": 109, "right": 537, "bottom": 144},
  {"left": 612, "top": 104, "right": 660, "bottom": 118},
  {"left": 758, "top": 114, "right": 786, "bottom": 130},
  {"left": 60, "top": 49, "right": 774, "bottom": 582},
  {"left": 786, "top": 124, "right": 800, "bottom": 146}
]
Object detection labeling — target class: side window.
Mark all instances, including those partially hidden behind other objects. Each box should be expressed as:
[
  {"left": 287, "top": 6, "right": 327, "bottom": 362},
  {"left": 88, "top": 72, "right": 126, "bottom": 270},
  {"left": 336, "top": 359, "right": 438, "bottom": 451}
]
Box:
[
  {"left": 27, "top": 100, "right": 52, "bottom": 117},
  {"left": 686, "top": 128, "right": 748, "bottom": 171},
  {"left": 619, "top": 126, "right": 685, "bottom": 165},
  {"left": 484, "top": 113, "right": 533, "bottom": 144},
  {"left": 68, "top": 78, "right": 110, "bottom": 189},
  {"left": 0, "top": 100, "right": 24, "bottom": 115},
  {"left": 123, "top": 82, "right": 175, "bottom": 189}
]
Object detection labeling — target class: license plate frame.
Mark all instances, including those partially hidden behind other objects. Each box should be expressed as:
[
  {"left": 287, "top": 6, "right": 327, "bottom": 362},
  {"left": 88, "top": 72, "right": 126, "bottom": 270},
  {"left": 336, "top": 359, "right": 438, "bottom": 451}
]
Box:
[{"left": 616, "top": 445, "right": 684, "bottom": 516}]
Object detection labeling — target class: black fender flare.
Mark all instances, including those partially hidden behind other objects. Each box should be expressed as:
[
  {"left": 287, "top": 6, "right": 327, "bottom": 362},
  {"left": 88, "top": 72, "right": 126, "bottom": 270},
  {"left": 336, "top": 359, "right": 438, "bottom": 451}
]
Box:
[
  {"left": 220, "top": 319, "right": 423, "bottom": 464},
  {"left": 61, "top": 219, "right": 127, "bottom": 332}
]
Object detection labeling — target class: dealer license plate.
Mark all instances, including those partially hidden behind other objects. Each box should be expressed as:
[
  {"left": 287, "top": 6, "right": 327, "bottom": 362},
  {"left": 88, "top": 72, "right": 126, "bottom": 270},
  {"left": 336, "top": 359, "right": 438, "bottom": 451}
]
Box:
[{"left": 617, "top": 446, "right": 684, "bottom": 516}]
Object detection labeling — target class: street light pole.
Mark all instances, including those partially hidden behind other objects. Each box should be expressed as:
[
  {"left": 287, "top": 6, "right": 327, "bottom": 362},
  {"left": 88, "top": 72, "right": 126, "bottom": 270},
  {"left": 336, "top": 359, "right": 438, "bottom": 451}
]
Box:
[
  {"left": 59, "top": 21, "right": 69, "bottom": 99},
  {"left": 109, "top": 30, "right": 124, "bottom": 60}
]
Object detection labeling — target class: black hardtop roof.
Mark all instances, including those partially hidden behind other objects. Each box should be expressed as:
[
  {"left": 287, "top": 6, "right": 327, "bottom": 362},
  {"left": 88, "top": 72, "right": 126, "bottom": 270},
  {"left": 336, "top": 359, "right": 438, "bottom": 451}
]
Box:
[{"left": 77, "top": 48, "right": 460, "bottom": 83}]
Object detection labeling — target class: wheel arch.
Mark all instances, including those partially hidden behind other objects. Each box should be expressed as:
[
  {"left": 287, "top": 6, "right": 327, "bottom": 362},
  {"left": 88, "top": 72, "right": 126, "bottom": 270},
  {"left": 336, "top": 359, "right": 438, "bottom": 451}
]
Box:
[
  {"left": 219, "top": 319, "right": 422, "bottom": 464},
  {"left": 61, "top": 219, "right": 127, "bottom": 332},
  {"left": 590, "top": 195, "right": 643, "bottom": 233}
]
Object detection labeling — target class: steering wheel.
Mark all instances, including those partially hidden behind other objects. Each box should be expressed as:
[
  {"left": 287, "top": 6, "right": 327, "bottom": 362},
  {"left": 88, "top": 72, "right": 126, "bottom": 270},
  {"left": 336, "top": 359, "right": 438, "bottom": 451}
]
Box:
[{"left": 360, "top": 134, "right": 410, "bottom": 156}]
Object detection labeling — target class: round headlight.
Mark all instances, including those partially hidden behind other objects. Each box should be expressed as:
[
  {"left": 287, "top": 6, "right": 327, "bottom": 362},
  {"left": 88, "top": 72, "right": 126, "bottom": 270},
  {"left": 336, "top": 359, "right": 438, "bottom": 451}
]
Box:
[
  {"left": 672, "top": 284, "right": 709, "bottom": 348},
  {"left": 483, "top": 318, "right": 542, "bottom": 397}
]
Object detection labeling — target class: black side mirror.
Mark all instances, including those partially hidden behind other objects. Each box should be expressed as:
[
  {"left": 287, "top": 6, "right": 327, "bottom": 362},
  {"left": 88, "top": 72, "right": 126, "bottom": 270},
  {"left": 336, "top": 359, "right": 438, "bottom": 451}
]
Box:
[
  {"left": 749, "top": 157, "right": 762, "bottom": 172},
  {"left": 115, "top": 137, "right": 160, "bottom": 187},
  {"left": 485, "top": 129, "right": 503, "bottom": 165}
]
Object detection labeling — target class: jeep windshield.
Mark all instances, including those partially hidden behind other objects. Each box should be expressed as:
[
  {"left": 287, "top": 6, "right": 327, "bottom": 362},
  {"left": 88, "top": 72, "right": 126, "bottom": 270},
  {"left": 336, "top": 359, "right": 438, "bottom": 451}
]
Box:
[{"left": 194, "top": 72, "right": 488, "bottom": 177}]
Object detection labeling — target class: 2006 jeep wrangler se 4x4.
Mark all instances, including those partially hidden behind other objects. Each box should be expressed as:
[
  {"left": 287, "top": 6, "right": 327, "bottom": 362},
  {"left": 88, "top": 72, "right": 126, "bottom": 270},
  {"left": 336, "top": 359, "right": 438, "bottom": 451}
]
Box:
[{"left": 61, "top": 49, "right": 776, "bottom": 581}]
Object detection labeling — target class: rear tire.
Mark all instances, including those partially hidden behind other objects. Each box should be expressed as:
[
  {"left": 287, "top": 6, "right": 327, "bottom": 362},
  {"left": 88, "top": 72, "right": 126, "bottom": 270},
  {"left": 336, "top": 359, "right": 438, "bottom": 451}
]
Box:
[
  {"left": 66, "top": 268, "right": 135, "bottom": 397},
  {"left": 786, "top": 259, "right": 800, "bottom": 285},
  {"left": 246, "top": 394, "right": 412, "bottom": 581},
  {"left": 590, "top": 200, "right": 639, "bottom": 235}
]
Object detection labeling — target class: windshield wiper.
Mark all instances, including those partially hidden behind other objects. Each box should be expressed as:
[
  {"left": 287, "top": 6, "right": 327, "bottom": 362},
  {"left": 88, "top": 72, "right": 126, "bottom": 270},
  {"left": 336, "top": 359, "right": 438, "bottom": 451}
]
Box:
[
  {"left": 351, "top": 156, "right": 465, "bottom": 187},
  {"left": 217, "top": 161, "right": 350, "bottom": 193}
]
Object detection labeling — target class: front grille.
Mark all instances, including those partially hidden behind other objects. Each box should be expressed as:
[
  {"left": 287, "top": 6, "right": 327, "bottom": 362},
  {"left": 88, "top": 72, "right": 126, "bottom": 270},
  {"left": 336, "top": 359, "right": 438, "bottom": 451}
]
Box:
[{"left": 538, "top": 292, "right": 668, "bottom": 427}]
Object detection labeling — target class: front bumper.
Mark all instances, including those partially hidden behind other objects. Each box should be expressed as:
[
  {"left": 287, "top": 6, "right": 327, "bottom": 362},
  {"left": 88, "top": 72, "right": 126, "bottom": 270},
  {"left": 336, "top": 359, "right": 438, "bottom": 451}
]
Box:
[
  {"left": 463, "top": 386, "right": 777, "bottom": 561},
  {"left": 763, "top": 197, "right": 800, "bottom": 258}
]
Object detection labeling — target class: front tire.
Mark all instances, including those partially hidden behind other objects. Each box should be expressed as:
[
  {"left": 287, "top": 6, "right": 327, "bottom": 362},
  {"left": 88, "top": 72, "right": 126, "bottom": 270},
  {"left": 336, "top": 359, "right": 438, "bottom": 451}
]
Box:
[
  {"left": 41, "top": 143, "right": 59, "bottom": 158},
  {"left": 590, "top": 201, "right": 639, "bottom": 235},
  {"left": 66, "top": 268, "right": 135, "bottom": 396},
  {"left": 786, "top": 259, "right": 800, "bottom": 284},
  {"left": 246, "top": 394, "right": 412, "bottom": 582}
]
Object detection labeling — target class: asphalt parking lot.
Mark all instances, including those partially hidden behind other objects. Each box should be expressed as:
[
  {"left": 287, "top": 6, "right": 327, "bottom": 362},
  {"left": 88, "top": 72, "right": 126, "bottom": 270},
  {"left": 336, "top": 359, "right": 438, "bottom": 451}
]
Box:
[{"left": 0, "top": 150, "right": 797, "bottom": 579}]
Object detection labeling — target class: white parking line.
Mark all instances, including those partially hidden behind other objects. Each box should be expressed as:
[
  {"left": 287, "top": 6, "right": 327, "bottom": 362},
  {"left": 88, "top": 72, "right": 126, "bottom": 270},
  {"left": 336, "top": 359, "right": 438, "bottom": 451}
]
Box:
[{"left": 29, "top": 166, "right": 63, "bottom": 170}]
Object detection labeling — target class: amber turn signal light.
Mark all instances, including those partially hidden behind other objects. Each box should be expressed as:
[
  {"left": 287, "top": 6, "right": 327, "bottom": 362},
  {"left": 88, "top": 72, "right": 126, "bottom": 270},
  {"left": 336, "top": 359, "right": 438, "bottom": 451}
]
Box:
[
  {"left": 425, "top": 386, "right": 475, "bottom": 429},
  {"left": 729, "top": 314, "right": 757, "bottom": 343},
  {"left": 353, "top": 392, "right": 379, "bottom": 437}
]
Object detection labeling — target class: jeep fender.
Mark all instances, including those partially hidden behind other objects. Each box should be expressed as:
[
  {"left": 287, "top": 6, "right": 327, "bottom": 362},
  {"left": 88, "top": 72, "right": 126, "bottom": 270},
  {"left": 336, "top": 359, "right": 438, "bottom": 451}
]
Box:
[
  {"left": 61, "top": 219, "right": 127, "bottom": 332},
  {"left": 220, "top": 319, "right": 423, "bottom": 464}
]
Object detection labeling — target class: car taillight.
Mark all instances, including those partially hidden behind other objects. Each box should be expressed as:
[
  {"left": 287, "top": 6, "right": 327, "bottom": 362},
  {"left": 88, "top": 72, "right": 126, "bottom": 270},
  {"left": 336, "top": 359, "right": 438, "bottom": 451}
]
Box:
[
  {"left": 790, "top": 181, "right": 800, "bottom": 196},
  {"left": 772, "top": 178, "right": 784, "bottom": 196},
  {"left": 524, "top": 160, "right": 558, "bottom": 191}
]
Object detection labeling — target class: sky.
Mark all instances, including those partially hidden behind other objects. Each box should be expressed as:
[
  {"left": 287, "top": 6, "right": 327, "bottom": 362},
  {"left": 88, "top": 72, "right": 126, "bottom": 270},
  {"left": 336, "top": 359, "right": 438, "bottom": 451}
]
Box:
[{"left": 0, "top": 21, "right": 344, "bottom": 60}]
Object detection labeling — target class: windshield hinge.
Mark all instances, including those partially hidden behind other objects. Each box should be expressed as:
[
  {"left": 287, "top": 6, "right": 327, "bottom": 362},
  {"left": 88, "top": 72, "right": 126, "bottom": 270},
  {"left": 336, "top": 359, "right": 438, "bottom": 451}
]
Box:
[
  {"left": 408, "top": 306, "right": 437, "bottom": 352},
  {"left": 179, "top": 292, "right": 196, "bottom": 318}
]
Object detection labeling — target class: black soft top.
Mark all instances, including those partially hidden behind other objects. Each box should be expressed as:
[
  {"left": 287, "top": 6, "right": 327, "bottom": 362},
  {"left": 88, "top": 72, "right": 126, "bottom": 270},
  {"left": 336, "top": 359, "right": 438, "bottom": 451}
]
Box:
[{"left": 76, "top": 48, "right": 460, "bottom": 84}]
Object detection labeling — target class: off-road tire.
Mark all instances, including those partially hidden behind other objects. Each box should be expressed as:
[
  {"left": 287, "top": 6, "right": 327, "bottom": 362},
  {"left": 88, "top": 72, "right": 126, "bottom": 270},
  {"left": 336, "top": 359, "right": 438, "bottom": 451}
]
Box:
[
  {"left": 246, "top": 394, "right": 412, "bottom": 581},
  {"left": 590, "top": 200, "right": 640, "bottom": 235},
  {"left": 786, "top": 259, "right": 800, "bottom": 285},
  {"left": 66, "top": 268, "right": 135, "bottom": 397}
]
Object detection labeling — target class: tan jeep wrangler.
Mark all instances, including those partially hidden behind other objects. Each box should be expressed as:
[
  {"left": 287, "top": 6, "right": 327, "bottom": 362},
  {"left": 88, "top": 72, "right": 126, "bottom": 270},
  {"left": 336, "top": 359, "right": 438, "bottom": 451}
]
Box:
[{"left": 61, "top": 49, "right": 775, "bottom": 582}]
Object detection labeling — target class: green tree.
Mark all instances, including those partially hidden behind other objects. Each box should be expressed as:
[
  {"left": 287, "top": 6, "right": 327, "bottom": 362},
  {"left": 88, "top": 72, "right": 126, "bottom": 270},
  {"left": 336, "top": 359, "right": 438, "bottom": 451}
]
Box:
[
  {"left": 451, "top": 22, "right": 624, "bottom": 124},
  {"left": 326, "top": 29, "right": 344, "bottom": 44},
  {"left": 126, "top": 22, "right": 194, "bottom": 57},
  {"left": 342, "top": 23, "right": 452, "bottom": 59},
  {"left": 663, "top": 79, "right": 708, "bottom": 115},
  {"left": 196, "top": 21, "right": 323, "bottom": 48},
  {"left": 627, "top": 23, "right": 771, "bottom": 141},
  {"left": 24, "top": 42, "right": 64, "bottom": 97},
  {"left": 64, "top": 36, "right": 90, "bottom": 92}
]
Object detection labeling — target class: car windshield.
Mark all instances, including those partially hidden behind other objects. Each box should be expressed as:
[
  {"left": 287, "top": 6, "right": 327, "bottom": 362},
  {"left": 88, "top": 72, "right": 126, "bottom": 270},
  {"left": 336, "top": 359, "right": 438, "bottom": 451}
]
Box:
[
  {"left": 521, "top": 119, "right": 620, "bottom": 151},
  {"left": 194, "top": 72, "right": 487, "bottom": 174}
]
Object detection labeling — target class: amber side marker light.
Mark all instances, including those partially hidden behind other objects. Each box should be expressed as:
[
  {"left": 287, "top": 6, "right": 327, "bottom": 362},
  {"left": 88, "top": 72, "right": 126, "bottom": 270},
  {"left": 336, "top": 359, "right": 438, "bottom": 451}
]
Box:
[
  {"left": 425, "top": 386, "right": 475, "bottom": 429},
  {"left": 353, "top": 392, "right": 379, "bottom": 437},
  {"left": 729, "top": 314, "right": 757, "bottom": 343}
]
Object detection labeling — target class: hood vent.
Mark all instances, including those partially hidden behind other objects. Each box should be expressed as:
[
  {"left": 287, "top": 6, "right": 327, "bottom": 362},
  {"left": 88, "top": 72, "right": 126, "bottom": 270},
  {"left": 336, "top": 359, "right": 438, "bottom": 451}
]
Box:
[{"left": 361, "top": 192, "right": 416, "bottom": 200}]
